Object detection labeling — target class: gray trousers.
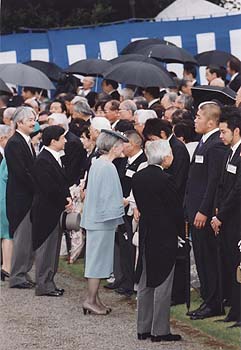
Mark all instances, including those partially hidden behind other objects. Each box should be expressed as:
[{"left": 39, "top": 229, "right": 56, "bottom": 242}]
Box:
[
  {"left": 35, "top": 224, "right": 62, "bottom": 295},
  {"left": 137, "top": 256, "right": 175, "bottom": 336},
  {"left": 9, "top": 211, "right": 34, "bottom": 287}
]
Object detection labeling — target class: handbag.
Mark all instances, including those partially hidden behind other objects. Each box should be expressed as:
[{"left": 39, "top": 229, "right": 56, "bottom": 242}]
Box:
[
  {"left": 60, "top": 211, "right": 81, "bottom": 232},
  {"left": 236, "top": 264, "right": 241, "bottom": 284}
]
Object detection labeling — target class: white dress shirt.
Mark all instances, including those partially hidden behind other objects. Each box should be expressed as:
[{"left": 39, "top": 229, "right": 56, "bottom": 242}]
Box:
[
  {"left": 230, "top": 139, "right": 241, "bottom": 161},
  {"left": 202, "top": 128, "right": 219, "bottom": 143},
  {"left": 148, "top": 98, "right": 160, "bottom": 108},
  {"left": 44, "top": 146, "right": 62, "bottom": 167},
  {"left": 127, "top": 150, "right": 143, "bottom": 165}
]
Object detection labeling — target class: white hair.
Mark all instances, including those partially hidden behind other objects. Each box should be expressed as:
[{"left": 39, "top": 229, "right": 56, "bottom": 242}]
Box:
[
  {"left": 120, "top": 100, "right": 137, "bottom": 114},
  {"left": 145, "top": 140, "right": 172, "bottom": 165},
  {"left": 12, "top": 106, "right": 36, "bottom": 128},
  {"left": 71, "top": 96, "right": 88, "bottom": 105},
  {"left": 0, "top": 125, "right": 11, "bottom": 137},
  {"left": 91, "top": 117, "right": 111, "bottom": 131},
  {"left": 3, "top": 107, "right": 16, "bottom": 120},
  {"left": 119, "top": 88, "right": 135, "bottom": 100},
  {"left": 134, "top": 109, "right": 157, "bottom": 124},
  {"left": 96, "top": 132, "right": 123, "bottom": 154},
  {"left": 48, "top": 113, "right": 69, "bottom": 131}
]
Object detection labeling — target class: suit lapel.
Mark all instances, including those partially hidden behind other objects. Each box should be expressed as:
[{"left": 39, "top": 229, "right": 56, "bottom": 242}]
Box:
[{"left": 15, "top": 132, "right": 34, "bottom": 161}]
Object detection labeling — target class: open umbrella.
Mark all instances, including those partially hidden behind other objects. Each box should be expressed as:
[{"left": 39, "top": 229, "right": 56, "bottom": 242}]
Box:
[
  {"left": 191, "top": 85, "right": 236, "bottom": 106},
  {"left": 0, "top": 78, "right": 12, "bottom": 94},
  {"left": 24, "top": 60, "right": 64, "bottom": 81},
  {"left": 103, "top": 61, "right": 174, "bottom": 88},
  {"left": 0, "top": 63, "right": 55, "bottom": 90},
  {"left": 110, "top": 54, "right": 173, "bottom": 78},
  {"left": 64, "top": 59, "right": 112, "bottom": 77},
  {"left": 195, "top": 50, "right": 239, "bottom": 67},
  {"left": 136, "top": 44, "right": 197, "bottom": 64},
  {"left": 120, "top": 38, "right": 176, "bottom": 55}
]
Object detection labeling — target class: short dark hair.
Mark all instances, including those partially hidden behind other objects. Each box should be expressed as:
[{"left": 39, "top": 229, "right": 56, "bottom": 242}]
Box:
[
  {"left": 80, "top": 125, "right": 91, "bottom": 139},
  {"left": 220, "top": 106, "right": 241, "bottom": 134},
  {"left": 114, "top": 120, "right": 135, "bottom": 132},
  {"left": 227, "top": 57, "right": 241, "bottom": 73},
  {"left": 103, "top": 79, "right": 118, "bottom": 90},
  {"left": 22, "top": 87, "right": 39, "bottom": 95},
  {"left": 104, "top": 99, "right": 120, "bottom": 111},
  {"left": 144, "top": 87, "right": 160, "bottom": 99},
  {"left": 143, "top": 118, "right": 172, "bottom": 140},
  {"left": 173, "top": 120, "right": 196, "bottom": 143},
  {"left": 183, "top": 63, "right": 197, "bottom": 79},
  {"left": 42, "top": 125, "right": 65, "bottom": 146},
  {"left": 206, "top": 65, "right": 222, "bottom": 77},
  {"left": 50, "top": 99, "right": 67, "bottom": 113}
]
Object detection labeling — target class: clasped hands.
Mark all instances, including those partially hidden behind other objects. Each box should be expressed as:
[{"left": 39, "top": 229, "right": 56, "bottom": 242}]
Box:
[{"left": 193, "top": 211, "right": 221, "bottom": 236}]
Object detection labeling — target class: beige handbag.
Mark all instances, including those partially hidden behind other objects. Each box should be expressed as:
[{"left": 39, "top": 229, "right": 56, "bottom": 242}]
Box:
[{"left": 236, "top": 264, "right": 241, "bottom": 284}]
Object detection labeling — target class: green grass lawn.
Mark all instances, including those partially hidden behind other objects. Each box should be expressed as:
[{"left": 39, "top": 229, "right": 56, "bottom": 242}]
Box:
[{"left": 59, "top": 257, "right": 240, "bottom": 349}]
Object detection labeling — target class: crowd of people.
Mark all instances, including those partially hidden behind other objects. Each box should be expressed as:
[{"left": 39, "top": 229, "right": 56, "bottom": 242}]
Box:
[{"left": 0, "top": 56, "right": 241, "bottom": 342}]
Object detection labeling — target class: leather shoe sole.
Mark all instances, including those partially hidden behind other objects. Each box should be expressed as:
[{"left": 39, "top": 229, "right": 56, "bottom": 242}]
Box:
[
  {"left": 55, "top": 288, "right": 65, "bottom": 295},
  {"left": 151, "top": 334, "right": 182, "bottom": 342},
  {"left": 190, "top": 309, "right": 224, "bottom": 320},
  {"left": 42, "top": 291, "right": 63, "bottom": 297}
]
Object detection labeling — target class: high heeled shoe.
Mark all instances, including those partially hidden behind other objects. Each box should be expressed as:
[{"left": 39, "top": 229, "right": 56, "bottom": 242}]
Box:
[
  {"left": 1, "top": 269, "right": 10, "bottom": 281},
  {"left": 82, "top": 303, "right": 109, "bottom": 316}
]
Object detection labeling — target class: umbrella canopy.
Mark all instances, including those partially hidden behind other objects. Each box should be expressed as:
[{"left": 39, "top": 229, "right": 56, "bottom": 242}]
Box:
[
  {"left": 191, "top": 85, "right": 236, "bottom": 106},
  {"left": 64, "top": 59, "right": 112, "bottom": 76},
  {"left": 195, "top": 50, "right": 239, "bottom": 67},
  {"left": 136, "top": 44, "right": 197, "bottom": 64},
  {"left": 0, "top": 63, "right": 55, "bottom": 90},
  {"left": 24, "top": 60, "right": 64, "bottom": 81},
  {"left": 0, "top": 78, "right": 12, "bottom": 94},
  {"left": 120, "top": 38, "right": 176, "bottom": 55},
  {"left": 103, "top": 61, "right": 174, "bottom": 88}
]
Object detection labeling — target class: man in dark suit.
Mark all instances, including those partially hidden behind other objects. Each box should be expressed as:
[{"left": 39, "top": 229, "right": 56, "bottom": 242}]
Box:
[
  {"left": 143, "top": 87, "right": 164, "bottom": 118},
  {"left": 143, "top": 118, "right": 190, "bottom": 305},
  {"left": 77, "top": 76, "right": 97, "bottom": 108},
  {"left": 132, "top": 140, "right": 182, "bottom": 342},
  {"left": 102, "top": 79, "right": 120, "bottom": 101},
  {"left": 227, "top": 58, "right": 241, "bottom": 92},
  {"left": 5, "top": 106, "right": 36, "bottom": 289},
  {"left": 32, "top": 126, "right": 72, "bottom": 296},
  {"left": 211, "top": 106, "right": 241, "bottom": 327},
  {"left": 112, "top": 130, "right": 147, "bottom": 297},
  {"left": 185, "top": 101, "right": 227, "bottom": 319},
  {"left": 49, "top": 113, "right": 87, "bottom": 186}
]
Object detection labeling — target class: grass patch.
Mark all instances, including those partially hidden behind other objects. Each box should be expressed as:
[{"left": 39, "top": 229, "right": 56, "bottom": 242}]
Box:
[{"left": 59, "top": 258, "right": 240, "bottom": 349}]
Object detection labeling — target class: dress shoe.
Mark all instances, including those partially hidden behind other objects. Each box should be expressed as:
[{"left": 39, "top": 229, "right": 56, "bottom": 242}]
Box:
[
  {"left": 137, "top": 332, "right": 151, "bottom": 340},
  {"left": 103, "top": 282, "right": 120, "bottom": 290},
  {"left": 115, "top": 288, "right": 134, "bottom": 297},
  {"left": 186, "top": 302, "right": 207, "bottom": 316},
  {"left": 55, "top": 288, "right": 65, "bottom": 295},
  {"left": 82, "top": 302, "right": 109, "bottom": 315},
  {"left": 1, "top": 269, "right": 10, "bottom": 281},
  {"left": 42, "top": 290, "right": 63, "bottom": 297},
  {"left": 228, "top": 321, "right": 241, "bottom": 328},
  {"left": 151, "top": 333, "right": 182, "bottom": 342},
  {"left": 11, "top": 281, "right": 34, "bottom": 289},
  {"left": 190, "top": 306, "right": 224, "bottom": 320}
]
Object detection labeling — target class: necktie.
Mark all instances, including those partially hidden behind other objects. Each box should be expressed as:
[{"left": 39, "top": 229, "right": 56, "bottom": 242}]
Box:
[
  {"left": 197, "top": 138, "right": 204, "bottom": 150},
  {"left": 226, "top": 148, "right": 233, "bottom": 168}
]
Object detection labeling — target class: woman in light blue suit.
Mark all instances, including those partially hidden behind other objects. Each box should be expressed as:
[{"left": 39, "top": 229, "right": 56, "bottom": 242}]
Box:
[
  {"left": 0, "top": 125, "right": 13, "bottom": 281},
  {"left": 81, "top": 129, "right": 128, "bottom": 315}
]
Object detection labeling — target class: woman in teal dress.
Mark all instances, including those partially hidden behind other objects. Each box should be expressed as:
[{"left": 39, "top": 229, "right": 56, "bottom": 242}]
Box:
[
  {"left": 81, "top": 129, "right": 128, "bottom": 315},
  {"left": 0, "top": 125, "right": 13, "bottom": 281}
]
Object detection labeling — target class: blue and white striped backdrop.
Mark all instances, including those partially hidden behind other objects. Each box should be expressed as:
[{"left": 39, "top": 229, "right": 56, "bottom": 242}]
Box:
[{"left": 1, "top": 14, "right": 241, "bottom": 85}]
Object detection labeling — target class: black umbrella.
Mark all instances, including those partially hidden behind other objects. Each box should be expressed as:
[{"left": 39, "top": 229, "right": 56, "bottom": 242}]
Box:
[
  {"left": 109, "top": 54, "right": 173, "bottom": 78},
  {"left": 103, "top": 61, "right": 174, "bottom": 88},
  {"left": 191, "top": 85, "right": 236, "bottom": 106},
  {"left": 136, "top": 44, "right": 197, "bottom": 64},
  {"left": 184, "top": 221, "right": 191, "bottom": 312},
  {"left": 120, "top": 38, "right": 176, "bottom": 55},
  {"left": 195, "top": 50, "right": 239, "bottom": 67},
  {"left": 24, "top": 60, "right": 64, "bottom": 81},
  {"left": 64, "top": 59, "right": 112, "bottom": 77},
  {"left": 0, "top": 78, "right": 12, "bottom": 94},
  {"left": 0, "top": 63, "right": 55, "bottom": 90}
]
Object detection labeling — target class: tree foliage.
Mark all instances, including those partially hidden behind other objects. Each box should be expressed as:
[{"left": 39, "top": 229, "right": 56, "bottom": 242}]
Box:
[{"left": 1, "top": 0, "right": 225, "bottom": 34}]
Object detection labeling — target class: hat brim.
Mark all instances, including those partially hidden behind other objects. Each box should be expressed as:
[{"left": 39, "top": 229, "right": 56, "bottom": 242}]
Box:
[{"left": 101, "top": 129, "right": 129, "bottom": 142}]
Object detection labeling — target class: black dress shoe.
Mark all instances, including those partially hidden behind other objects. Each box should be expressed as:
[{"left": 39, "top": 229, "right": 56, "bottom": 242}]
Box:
[
  {"left": 228, "top": 321, "right": 241, "bottom": 328},
  {"left": 190, "top": 306, "right": 224, "bottom": 320},
  {"left": 43, "top": 290, "right": 62, "bottom": 297},
  {"left": 151, "top": 333, "right": 182, "bottom": 342},
  {"left": 104, "top": 282, "right": 120, "bottom": 290},
  {"left": 115, "top": 288, "right": 134, "bottom": 297},
  {"left": 186, "top": 302, "right": 207, "bottom": 316},
  {"left": 11, "top": 281, "right": 34, "bottom": 289},
  {"left": 137, "top": 332, "right": 151, "bottom": 340},
  {"left": 55, "top": 288, "right": 65, "bottom": 295},
  {"left": 1, "top": 269, "right": 10, "bottom": 281}
]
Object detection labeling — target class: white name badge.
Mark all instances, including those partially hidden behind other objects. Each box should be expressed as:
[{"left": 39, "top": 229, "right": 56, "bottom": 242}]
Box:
[
  {"left": 227, "top": 164, "right": 237, "bottom": 174},
  {"left": 126, "top": 169, "right": 135, "bottom": 178},
  {"left": 195, "top": 155, "right": 204, "bottom": 164}
]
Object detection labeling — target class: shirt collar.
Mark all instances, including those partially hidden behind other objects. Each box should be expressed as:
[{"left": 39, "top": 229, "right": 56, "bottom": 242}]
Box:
[
  {"left": 202, "top": 128, "right": 219, "bottom": 143},
  {"left": 111, "top": 119, "right": 119, "bottom": 129},
  {"left": 167, "top": 133, "right": 173, "bottom": 142},
  {"left": 128, "top": 150, "right": 143, "bottom": 165},
  {"left": 148, "top": 98, "right": 160, "bottom": 108},
  {"left": 231, "top": 139, "right": 241, "bottom": 157},
  {"left": 44, "top": 146, "right": 62, "bottom": 166},
  {"left": 16, "top": 130, "right": 31, "bottom": 144},
  {"left": 0, "top": 146, "right": 4, "bottom": 157},
  {"left": 230, "top": 72, "right": 239, "bottom": 82}
]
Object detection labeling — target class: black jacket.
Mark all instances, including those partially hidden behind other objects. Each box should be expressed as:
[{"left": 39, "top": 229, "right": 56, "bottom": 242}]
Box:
[
  {"left": 5, "top": 132, "right": 36, "bottom": 237},
  {"left": 31, "top": 149, "right": 70, "bottom": 250},
  {"left": 132, "top": 165, "right": 184, "bottom": 288},
  {"left": 228, "top": 73, "right": 241, "bottom": 92},
  {"left": 185, "top": 131, "right": 227, "bottom": 223}
]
